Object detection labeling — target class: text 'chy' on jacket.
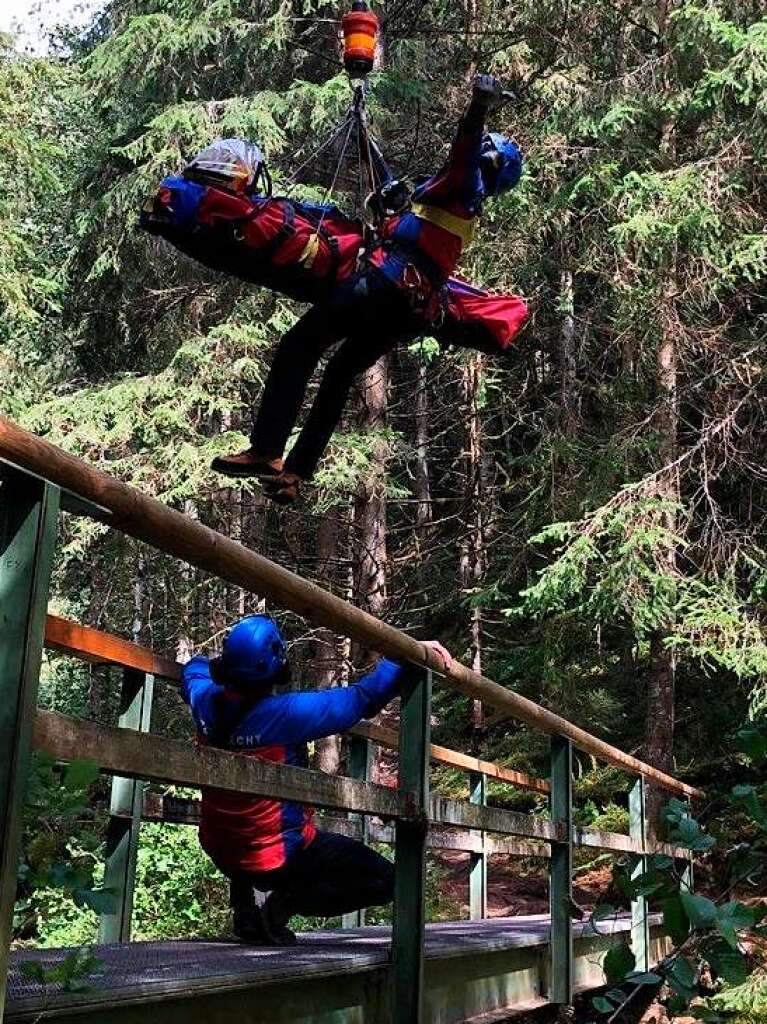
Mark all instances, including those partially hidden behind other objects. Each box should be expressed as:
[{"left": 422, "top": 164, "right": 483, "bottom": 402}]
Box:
[{"left": 182, "top": 655, "right": 413, "bottom": 874}]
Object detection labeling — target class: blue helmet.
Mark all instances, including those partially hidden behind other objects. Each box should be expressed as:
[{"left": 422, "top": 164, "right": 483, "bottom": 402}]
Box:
[
  {"left": 219, "top": 615, "right": 287, "bottom": 689},
  {"left": 480, "top": 132, "right": 522, "bottom": 197}
]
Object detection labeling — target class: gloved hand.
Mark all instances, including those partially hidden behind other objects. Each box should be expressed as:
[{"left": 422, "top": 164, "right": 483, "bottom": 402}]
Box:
[{"left": 472, "top": 73, "right": 503, "bottom": 107}]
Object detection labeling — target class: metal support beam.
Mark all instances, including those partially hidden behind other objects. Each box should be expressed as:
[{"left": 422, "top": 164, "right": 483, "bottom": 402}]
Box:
[
  {"left": 630, "top": 777, "right": 650, "bottom": 972},
  {"left": 469, "top": 771, "right": 487, "bottom": 920},
  {"left": 99, "top": 669, "right": 154, "bottom": 943},
  {"left": 0, "top": 468, "right": 59, "bottom": 1021},
  {"left": 342, "top": 734, "right": 372, "bottom": 929},
  {"left": 679, "top": 800, "right": 694, "bottom": 895},
  {"left": 393, "top": 669, "right": 431, "bottom": 1024},
  {"left": 549, "top": 734, "right": 573, "bottom": 1006}
]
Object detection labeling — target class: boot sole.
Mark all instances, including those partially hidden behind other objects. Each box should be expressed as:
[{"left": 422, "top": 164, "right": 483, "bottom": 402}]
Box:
[{"left": 211, "top": 460, "right": 282, "bottom": 480}]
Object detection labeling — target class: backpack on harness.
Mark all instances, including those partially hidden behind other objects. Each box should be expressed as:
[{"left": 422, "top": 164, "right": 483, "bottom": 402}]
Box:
[{"left": 140, "top": 173, "right": 529, "bottom": 353}]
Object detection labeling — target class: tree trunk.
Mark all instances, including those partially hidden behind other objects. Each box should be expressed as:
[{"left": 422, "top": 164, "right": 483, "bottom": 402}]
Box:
[
  {"left": 175, "top": 498, "right": 197, "bottom": 662},
  {"left": 353, "top": 356, "right": 390, "bottom": 782},
  {"left": 313, "top": 508, "right": 342, "bottom": 774},
  {"left": 354, "top": 356, "right": 390, "bottom": 642},
  {"left": 645, "top": 0, "right": 679, "bottom": 836},
  {"left": 414, "top": 355, "right": 433, "bottom": 533},
  {"left": 559, "top": 268, "right": 578, "bottom": 436},
  {"left": 646, "top": 296, "right": 679, "bottom": 833},
  {"left": 459, "top": 354, "right": 486, "bottom": 738}
]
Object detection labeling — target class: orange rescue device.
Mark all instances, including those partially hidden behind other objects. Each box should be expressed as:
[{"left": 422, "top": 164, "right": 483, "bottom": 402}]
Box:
[{"left": 342, "top": 1, "right": 379, "bottom": 78}]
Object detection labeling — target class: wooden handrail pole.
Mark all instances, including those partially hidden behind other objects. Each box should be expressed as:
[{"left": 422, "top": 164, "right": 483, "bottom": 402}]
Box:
[{"left": 0, "top": 417, "right": 701, "bottom": 799}]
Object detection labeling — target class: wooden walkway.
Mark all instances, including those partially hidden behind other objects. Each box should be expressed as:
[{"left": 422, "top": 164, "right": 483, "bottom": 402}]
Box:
[{"left": 6, "top": 914, "right": 669, "bottom": 1024}]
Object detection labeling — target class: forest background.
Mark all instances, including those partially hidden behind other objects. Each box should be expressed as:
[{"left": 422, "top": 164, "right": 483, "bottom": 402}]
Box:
[{"left": 1, "top": 0, "right": 766, "bottom": 1015}]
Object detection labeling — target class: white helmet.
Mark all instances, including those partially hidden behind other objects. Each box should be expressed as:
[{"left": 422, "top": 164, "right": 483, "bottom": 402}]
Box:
[{"left": 183, "top": 138, "right": 271, "bottom": 195}]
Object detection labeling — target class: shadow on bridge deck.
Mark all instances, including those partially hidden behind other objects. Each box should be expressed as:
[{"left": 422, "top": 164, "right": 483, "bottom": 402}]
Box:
[{"left": 6, "top": 914, "right": 669, "bottom": 1024}]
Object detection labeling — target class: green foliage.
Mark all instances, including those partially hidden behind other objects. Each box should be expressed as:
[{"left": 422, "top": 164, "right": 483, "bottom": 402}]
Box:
[
  {"left": 17, "top": 754, "right": 112, "bottom": 943},
  {"left": 19, "top": 948, "right": 103, "bottom": 993},
  {"left": 131, "top": 823, "right": 230, "bottom": 940},
  {"left": 513, "top": 498, "right": 767, "bottom": 698},
  {"left": 592, "top": 797, "right": 766, "bottom": 1019}
]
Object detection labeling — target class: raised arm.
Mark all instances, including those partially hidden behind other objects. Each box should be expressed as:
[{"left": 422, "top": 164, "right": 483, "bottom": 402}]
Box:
[
  {"left": 415, "top": 74, "right": 502, "bottom": 209},
  {"left": 182, "top": 655, "right": 223, "bottom": 737},
  {"left": 231, "top": 659, "right": 411, "bottom": 747}
]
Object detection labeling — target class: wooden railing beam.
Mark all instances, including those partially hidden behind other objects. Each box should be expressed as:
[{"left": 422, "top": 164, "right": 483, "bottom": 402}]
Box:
[
  {"left": 43, "top": 615, "right": 550, "bottom": 795},
  {"left": 0, "top": 419, "right": 699, "bottom": 799},
  {"left": 33, "top": 709, "right": 411, "bottom": 820}
]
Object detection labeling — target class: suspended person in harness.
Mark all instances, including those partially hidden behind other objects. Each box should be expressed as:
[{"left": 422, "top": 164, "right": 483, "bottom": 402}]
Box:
[
  {"left": 210, "top": 73, "right": 523, "bottom": 504},
  {"left": 183, "top": 613, "right": 451, "bottom": 945}
]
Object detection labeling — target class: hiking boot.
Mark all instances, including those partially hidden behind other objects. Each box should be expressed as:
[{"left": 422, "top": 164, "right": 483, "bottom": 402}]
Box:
[
  {"left": 261, "top": 893, "right": 297, "bottom": 946},
  {"left": 263, "top": 472, "right": 303, "bottom": 506},
  {"left": 211, "top": 449, "right": 284, "bottom": 480},
  {"left": 233, "top": 893, "right": 296, "bottom": 947}
]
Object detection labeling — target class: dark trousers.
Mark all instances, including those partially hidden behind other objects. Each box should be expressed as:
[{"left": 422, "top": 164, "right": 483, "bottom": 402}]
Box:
[
  {"left": 229, "top": 830, "right": 395, "bottom": 918},
  {"left": 252, "top": 272, "right": 424, "bottom": 480}
]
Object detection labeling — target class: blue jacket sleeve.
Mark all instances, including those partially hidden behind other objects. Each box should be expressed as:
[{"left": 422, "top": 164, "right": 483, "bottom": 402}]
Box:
[
  {"left": 182, "top": 655, "right": 223, "bottom": 740},
  {"left": 230, "top": 658, "right": 412, "bottom": 747}
]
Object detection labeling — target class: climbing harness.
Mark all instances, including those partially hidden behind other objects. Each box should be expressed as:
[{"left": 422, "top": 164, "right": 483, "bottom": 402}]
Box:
[{"left": 409, "top": 202, "right": 476, "bottom": 247}]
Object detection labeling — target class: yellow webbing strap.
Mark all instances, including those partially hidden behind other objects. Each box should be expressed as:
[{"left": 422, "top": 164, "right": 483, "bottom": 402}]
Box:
[{"left": 410, "top": 202, "right": 476, "bottom": 246}]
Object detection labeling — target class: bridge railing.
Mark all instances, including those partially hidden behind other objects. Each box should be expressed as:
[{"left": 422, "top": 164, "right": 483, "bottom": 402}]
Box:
[{"left": 0, "top": 416, "right": 702, "bottom": 1024}]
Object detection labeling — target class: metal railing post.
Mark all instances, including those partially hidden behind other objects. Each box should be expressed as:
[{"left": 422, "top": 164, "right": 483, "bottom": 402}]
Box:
[
  {"left": 549, "top": 734, "right": 573, "bottom": 1006},
  {"left": 393, "top": 667, "right": 431, "bottom": 1024},
  {"left": 630, "top": 777, "right": 650, "bottom": 972},
  {"left": 342, "top": 734, "right": 372, "bottom": 929},
  {"left": 99, "top": 668, "right": 154, "bottom": 943},
  {"left": 469, "top": 771, "right": 487, "bottom": 920},
  {"left": 0, "top": 468, "right": 59, "bottom": 1020},
  {"left": 680, "top": 800, "right": 694, "bottom": 894}
]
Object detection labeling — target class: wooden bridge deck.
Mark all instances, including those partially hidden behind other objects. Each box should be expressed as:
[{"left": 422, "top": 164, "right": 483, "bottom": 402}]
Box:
[{"left": 6, "top": 914, "right": 669, "bottom": 1024}]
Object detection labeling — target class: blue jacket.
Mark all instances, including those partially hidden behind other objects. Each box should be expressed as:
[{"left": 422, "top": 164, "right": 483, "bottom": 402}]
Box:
[{"left": 182, "top": 656, "right": 410, "bottom": 872}]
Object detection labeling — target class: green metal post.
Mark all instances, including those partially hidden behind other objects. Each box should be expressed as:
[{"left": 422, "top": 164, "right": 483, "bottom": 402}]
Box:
[
  {"left": 99, "top": 668, "right": 154, "bottom": 943},
  {"left": 549, "top": 734, "right": 573, "bottom": 1006},
  {"left": 680, "top": 801, "right": 694, "bottom": 895},
  {"left": 629, "top": 777, "right": 650, "bottom": 972},
  {"left": 342, "top": 734, "right": 372, "bottom": 929},
  {"left": 0, "top": 467, "right": 59, "bottom": 1020},
  {"left": 469, "top": 771, "right": 487, "bottom": 920},
  {"left": 393, "top": 668, "right": 431, "bottom": 1024}
]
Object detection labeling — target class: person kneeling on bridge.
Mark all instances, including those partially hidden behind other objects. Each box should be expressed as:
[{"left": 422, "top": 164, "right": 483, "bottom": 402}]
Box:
[{"left": 183, "top": 613, "right": 452, "bottom": 946}]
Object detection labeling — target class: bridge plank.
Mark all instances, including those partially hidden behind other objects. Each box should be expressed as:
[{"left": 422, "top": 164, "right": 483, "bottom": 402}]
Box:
[
  {"left": 4, "top": 915, "right": 669, "bottom": 1024},
  {"left": 351, "top": 721, "right": 550, "bottom": 794},
  {"left": 140, "top": 795, "right": 550, "bottom": 857}
]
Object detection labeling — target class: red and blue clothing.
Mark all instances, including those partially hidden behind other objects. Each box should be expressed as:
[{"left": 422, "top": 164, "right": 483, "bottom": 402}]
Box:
[
  {"left": 182, "top": 656, "right": 410, "bottom": 874},
  {"left": 370, "top": 101, "right": 522, "bottom": 292}
]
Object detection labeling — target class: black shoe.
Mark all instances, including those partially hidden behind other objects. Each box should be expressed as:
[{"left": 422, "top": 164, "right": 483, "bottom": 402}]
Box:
[
  {"left": 233, "top": 895, "right": 297, "bottom": 947},
  {"left": 262, "top": 893, "right": 297, "bottom": 946}
]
